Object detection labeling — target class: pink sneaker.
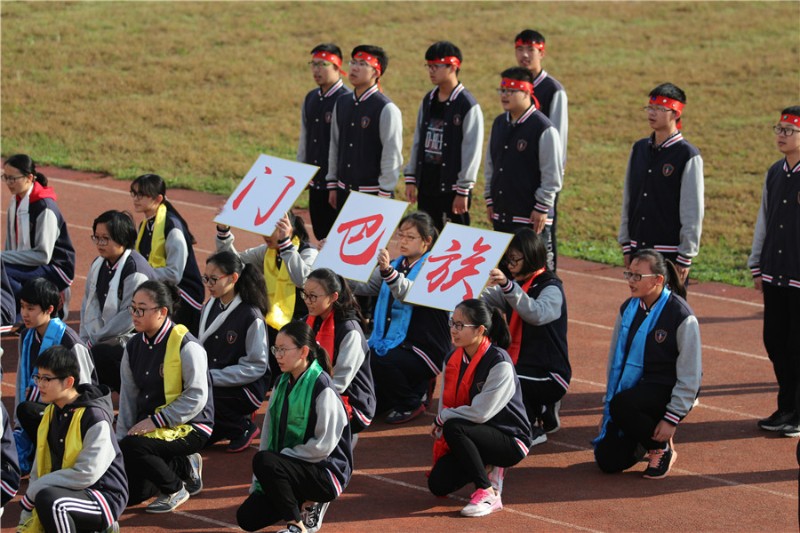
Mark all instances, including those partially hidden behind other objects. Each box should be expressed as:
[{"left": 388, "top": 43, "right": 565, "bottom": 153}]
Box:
[{"left": 460, "top": 487, "right": 503, "bottom": 517}]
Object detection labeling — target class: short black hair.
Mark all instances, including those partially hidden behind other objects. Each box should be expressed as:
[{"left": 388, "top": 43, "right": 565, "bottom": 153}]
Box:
[
  {"left": 507, "top": 227, "right": 548, "bottom": 275},
  {"left": 311, "top": 43, "right": 344, "bottom": 64},
  {"left": 36, "top": 345, "right": 80, "bottom": 383},
  {"left": 351, "top": 44, "right": 388, "bottom": 75},
  {"left": 650, "top": 83, "right": 686, "bottom": 105},
  {"left": 93, "top": 210, "right": 137, "bottom": 249},
  {"left": 500, "top": 66, "right": 534, "bottom": 84},
  {"left": 781, "top": 105, "right": 800, "bottom": 116},
  {"left": 425, "top": 41, "right": 462, "bottom": 74},
  {"left": 515, "top": 29, "right": 545, "bottom": 45},
  {"left": 19, "top": 278, "right": 60, "bottom": 314}
]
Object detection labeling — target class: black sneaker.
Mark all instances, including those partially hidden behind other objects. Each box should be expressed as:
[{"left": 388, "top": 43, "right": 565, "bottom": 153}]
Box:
[
  {"left": 530, "top": 426, "right": 548, "bottom": 448},
  {"left": 301, "top": 501, "right": 330, "bottom": 533},
  {"left": 781, "top": 418, "right": 800, "bottom": 438},
  {"left": 642, "top": 446, "right": 677, "bottom": 479},
  {"left": 758, "top": 410, "right": 796, "bottom": 431},
  {"left": 227, "top": 419, "right": 261, "bottom": 453},
  {"left": 541, "top": 400, "right": 561, "bottom": 434}
]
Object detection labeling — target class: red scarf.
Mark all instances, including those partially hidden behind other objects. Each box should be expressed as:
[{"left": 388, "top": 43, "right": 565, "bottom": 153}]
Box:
[
  {"left": 306, "top": 312, "right": 352, "bottom": 418},
  {"left": 506, "top": 267, "right": 546, "bottom": 364},
  {"left": 432, "top": 337, "right": 492, "bottom": 464}
]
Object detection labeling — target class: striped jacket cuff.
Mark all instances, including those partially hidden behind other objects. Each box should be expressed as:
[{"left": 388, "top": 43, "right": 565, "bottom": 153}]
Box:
[
  {"left": 435, "top": 414, "right": 444, "bottom": 427},
  {"left": 676, "top": 255, "right": 692, "bottom": 267},
  {"left": 621, "top": 243, "right": 632, "bottom": 254},
  {"left": 500, "top": 278, "right": 514, "bottom": 294},
  {"left": 533, "top": 202, "right": 550, "bottom": 214},
  {"left": 404, "top": 176, "right": 416, "bottom": 185},
  {"left": 663, "top": 411, "right": 682, "bottom": 426},
  {"left": 277, "top": 237, "right": 294, "bottom": 254},
  {"left": 378, "top": 189, "right": 393, "bottom": 198},
  {"left": 21, "top": 494, "right": 34, "bottom": 510},
  {"left": 216, "top": 228, "right": 231, "bottom": 239},
  {"left": 485, "top": 197, "right": 493, "bottom": 207},
  {"left": 152, "top": 413, "right": 167, "bottom": 429},
  {"left": 381, "top": 268, "right": 399, "bottom": 284},
  {"left": 750, "top": 266, "right": 761, "bottom": 278},
  {"left": 326, "top": 181, "right": 338, "bottom": 190}
]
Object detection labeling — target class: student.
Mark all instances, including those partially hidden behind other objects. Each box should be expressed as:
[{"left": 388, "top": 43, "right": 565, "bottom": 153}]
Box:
[
  {"left": 1, "top": 401, "right": 20, "bottom": 514},
  {"left": 350, "top": 212, "right": 451, "bottom": 424},
  {"left": 15, "top": 278, "right": 95, "bottom": 468},
  {"left": 618, "top": 83, "right": 704, "bottom": 283},
  {"left": 198, "top": 251, "right": 269, "bottom": 452},
  {"left": 298, "top": 43, "right": 352, "bottom": 240},
  {"left": 303, "top": 268, "right": 376, "bottom": 436},
  {"left": 236, "top": 321, "right": 352, "bottom": 533},
  {"left": 326, "top": 44, "right": 403, "bottom": 210},
  {"left": 749, "top": 106, "right": 800, "bottom": 437},
  {"left": 593, "top": 249, "right": 701, "bottom": 479},
  {"left": 404, "top": 40, "right": 483, "bottom": 231},
  {"left": 2, "top": 154, "right": 76, "bottom": 316},
  {"left": 484, "top": 67, "right": 563, "bottom": 271},
  {"left": 81, "top": 210, "right": 156, "bottom": 392},
  {"left": 117, "top": 280, "right": 212, "bottom": 513},
  {"left": 16, "top": 345, "right": 127, "bottom": 533},
  {"left": 514, "top": 29, "right": 568, "bottom": 271},
  {"left": 131, "top": 174, "right": 204, "bottom": 335},
  {"left": 428, "top": 299, "right": 532, "bottom": 517},
  {"left": 483, "top": 228, "right": 569, "bottom": 444}
]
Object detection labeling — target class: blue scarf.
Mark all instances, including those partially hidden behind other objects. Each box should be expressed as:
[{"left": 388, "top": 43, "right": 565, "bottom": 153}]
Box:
[
  {"left": 369, "top": 254, "right": 429, "bottom": 356},
  {"left": 593, "top": 287, "right": 671, "bottom": 445},
  {"left": 20, "top": 318, "right": 67, "bottom": 400}
]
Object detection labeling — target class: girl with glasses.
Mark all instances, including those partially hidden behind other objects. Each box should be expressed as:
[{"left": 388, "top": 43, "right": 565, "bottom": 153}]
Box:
[
  {"left": 197, "top": 251, "right": 269, "bottom": 453},
  {"left": 117, "top": 280, "right": 213, "bottom": 513},
  {"left": 237, "top": 321, "right": 352, "bottom": 533}
]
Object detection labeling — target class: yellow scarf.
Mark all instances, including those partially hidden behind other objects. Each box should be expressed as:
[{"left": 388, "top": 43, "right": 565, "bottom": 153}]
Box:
[
  {"left": 135, "top": 203, "right": 168, "bottom": 268},
  {"left": 143, "top": 324, "right": 194, "bottom": 441},
  {"left": 18, "top": 405, "right": 85, "bottom": 533},
  {"left": 263, "top": 236, "right": 300, "bottom": 330}
]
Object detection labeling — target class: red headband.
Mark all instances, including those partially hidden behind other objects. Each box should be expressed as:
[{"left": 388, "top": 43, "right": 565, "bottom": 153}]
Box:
[
  {"left": 427, "top": 56, "right": 461, "bottom": 69},
  {"left": 649, "top": 95, "right": 685, "bottom": 116},
  {"left": 515, "top": 39, "right": 545, "bottom": 51},
  {"left": 501, "top": 77, "right": 534, "bottom": 95},
  {"left": 780, "top": 114, "right": 800, "bottom": 126},
  {"left": 312, "top": 50, "right": 343, "bottom": 69},
  {"left": 353, "top": 51, "right": 382, "bottom": 75}
]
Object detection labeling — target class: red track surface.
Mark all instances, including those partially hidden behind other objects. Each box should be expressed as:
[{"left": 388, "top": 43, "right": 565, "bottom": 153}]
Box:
[{"left": 1, "top": 167, "right": 797, "bottom": 532}]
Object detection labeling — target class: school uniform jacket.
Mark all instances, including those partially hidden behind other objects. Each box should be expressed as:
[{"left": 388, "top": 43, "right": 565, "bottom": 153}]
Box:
[
  {"left": 481, "top": 272, "right": 570, "bottom": 387},
  {"left": 605, "top": 292, "right": 702, "bottom": 425},
  {"left": 404, "top": 83, "right": 484, "bottom": 196},
  {"left": 21, "top": 384, "right": 128, "bottom": 528},
  {"left": 484, "top": 106, "right": 563, "bottom": 225},
  {"left": 435, "top": 344, "right": 533, "bottom": 455},
  {"left": 259, "top": 370, "right": 353, "bottom": 496},
  {"left": 748, "top": 158, "right": 800, "bottom": 289},
  {"left": 532, "top": 70, "right": 568, "bottom": 166},
  {"left": 298, "top": 80, "right": 352, "bottom": 191},
  {"left": 80, "top": 250, "right": 156, "bottom": 347},
  {"left": 326, "top": 84, "right": 403, "bottom": 197},
  {"left": 618, "top": 132, "right": 704, "bottom": 267},
  {"left": 137, "top": 211, "right": 204, "bottom": 311},
  {"left": 117, "top": 319, "right": 214, "bottom": 439},
  {"left": 1, "top": 402, "right": 20, "bottom": 506}
]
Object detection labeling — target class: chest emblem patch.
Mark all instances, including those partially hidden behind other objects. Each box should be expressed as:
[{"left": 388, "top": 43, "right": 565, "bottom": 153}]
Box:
[
  {"left": 226, "top": 331, "right": 238, "bottom": 344},
  {"left": 453, "top": 113, "right": 462, "bottom": 126},
  {"left": 654, "top": 329, "right": 668, "bottom": 343},
  {"left": 517, "top": 139, "right": 528, "bottom": 152},
  {"left": 324, "top": 111, "right": 332, "bottom": 124},
  {"left": 662, "top": 164, "right": 674, "bottom": 177},
  {"left": 361, "top": 116, "right": 371, "bottom": 128}
]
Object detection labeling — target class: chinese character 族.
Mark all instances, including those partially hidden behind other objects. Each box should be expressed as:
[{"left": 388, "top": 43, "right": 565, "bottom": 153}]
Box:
[{"left": 426, "top": 237, "right": 491, "bottom": 299}]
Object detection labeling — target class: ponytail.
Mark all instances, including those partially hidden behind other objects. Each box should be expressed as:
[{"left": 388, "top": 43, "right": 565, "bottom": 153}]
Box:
[
  {"left": 664, "top": 259, "right": 687, "bottom": 300},
  {"left": 278, "top": 320, "right": 333, "bottom": 376},
  {"left": 455, "top": 299, "right": 511, "bottom": 350},
  {"left": 5, "top": 154, "right": 48, "bottom": 186}
]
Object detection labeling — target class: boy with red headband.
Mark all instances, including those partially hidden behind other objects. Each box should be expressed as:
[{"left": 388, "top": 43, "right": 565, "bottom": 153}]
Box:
[
  {"left": 484, "top": 67, "right": 563, "bottom": 257},
  {"left": 404, "top": 41, "right": 483, "bottom": 231},
  {"left": 298, "top": 43, "right": 352, "bottom": 241},
  {"left": 515, "top": 29, "right": 568, "bottom": 271},
  {"left": 619, "top": 82, "right": 704, "bottom": 282},
  {"left": 326, "top": 44, "right": 403, "bottom": 210},
  {"left": 750, "top": 106, "right": 800, "bottom": 437}
]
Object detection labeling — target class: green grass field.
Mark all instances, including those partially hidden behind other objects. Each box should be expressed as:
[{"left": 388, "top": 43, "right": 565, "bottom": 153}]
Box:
[{"left": 2, "top": 1, "right": 799, "bottom": 285}]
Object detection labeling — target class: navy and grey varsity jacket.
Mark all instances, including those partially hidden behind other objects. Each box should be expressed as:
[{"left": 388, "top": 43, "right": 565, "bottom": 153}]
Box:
[
  {"left": 1, "top": 402, "right": 20, "bottom": 507},
  {"left": 532, "top": 70, "right": 568, "bottom": 166}
]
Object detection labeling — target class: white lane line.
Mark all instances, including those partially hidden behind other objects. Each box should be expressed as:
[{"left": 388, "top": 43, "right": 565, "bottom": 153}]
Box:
[
  {"left": 173, "top": 510, "right": 241, "bottom": 530},
  {"left": 48, "top": 177, "right": 218, "bottom": 211}
]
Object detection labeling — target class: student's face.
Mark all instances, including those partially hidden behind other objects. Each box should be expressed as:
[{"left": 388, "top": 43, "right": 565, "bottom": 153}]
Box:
[
  {"left": 449, "top": 307, "right": 485, "bottom": 349},
  {"left": 2, "top": 163, "right": 34, "bottom": 196},
  {"left": 427, "top": 63, "right": 454, "bottom": 86},
  {"left": 503, "top": 248, "right": 525, "bottom": 278},
  {"left": 627, "top": 258, "right": 664, "bottom": 300},
  {"left": 515, "top": 45, "right": 544, "bottom": 72},
  {"left": 776, "top": 120, "right": 800, "bottom": 155},
  {"left": 274, "top": 332, "right": 310, "bottom": 377},
  {"left": 302, "top": 279, "right": 338, "bottom": 318},
  {"left": 35, "top": 369, "right": 74, "bottom": 405},
  {"left": 310, "top": 58, "right": 340, "bottom": 88},
  {"left": 130, "top": 290, "right": 167, "bottom": 335},
  {"left": 93, "top": 222, "right": 126, "bottom": 262},
  {"left": 500, "top": 88, "right": 531, "bottom": 115},
  {"left": 646, "top": 105, "right": 676, "bottom": 132},
  {"left": 203, "top": 263, "right": 236, "bottom": 300},
  {"left": 395, "top": 222, "right": 431, "bottom": 261},
  {"left": 348, "top": 59, "right": 378, "bottom": 89},
  {"left": 130, "top": 189, "right": 162, "bottom": 215},
  {"left": 20, "top": 300, "right": 53, "bottom": 331}
]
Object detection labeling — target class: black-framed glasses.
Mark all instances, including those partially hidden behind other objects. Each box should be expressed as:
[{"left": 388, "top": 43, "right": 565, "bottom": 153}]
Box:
[
  {"left": 448, "top": 319, "right": 479, "bottom": 331},
  {"left": 91, "top": 235, "right": 110, "bottom": 246},
  {"left": 622, "top": 271, "right": 660, "bottom": 282},
  {"left": 271, "top": 345, "right": 301, "bottom": 357},
  {"left": 1, "top": 173, "right": 27, "bottom": 183},
  {"left": 396, "top": 232, "right": 422, "bottom": 242},
  {"left": 504, "top": 255, "right": 524, "bottom": 266},
  {"left": 128, "top": 305, "right": 161, "bottom": 317},
  {"left": 773, "top": 125, "right": 799, "bottom": 136},
  {"left": 300, "top": 291, "right": 322, "bottom": 303},
  {"left": 201, "top": 274, "right": 229, "bottom": 286},
  {"left": 32, "top": 374, "right": 64, "bottom": 385}
]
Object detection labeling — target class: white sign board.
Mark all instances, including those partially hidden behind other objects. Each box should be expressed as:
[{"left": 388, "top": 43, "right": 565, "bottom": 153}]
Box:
[
  {"left": 313, "top": 192, "right": 408, "bottom": 282},
  {"left": 404, "top": 223, "right": 513, "bottom": 312},
  {"left": 215, "top": 154, "right": 318, "bottom": 236}
]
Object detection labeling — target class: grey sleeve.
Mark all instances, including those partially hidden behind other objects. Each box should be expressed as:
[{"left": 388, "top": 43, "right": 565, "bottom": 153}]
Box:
[
  {"left": 210, "top": 319, "right": 269, "bottom": 387},
  {"left": 297, "top": 103, "right": 308, "bottom": 163},
  {"left": 618, "top": 151, "right": 634, "bottom": 248},
  {"left": 2, "top": 209, "right": 59, "bottom": 266},
  {"left": 747, "top": 175, "right": 769, "bottom": 273},
  {"left": 549, "top": 89, "right": 569, "bottom": 166},
  {"left": 152, "top": 228, "right": 187, "bottom": 284},
  {"left": 456, "top": 104, "right": 484, "bottom": 194},
  {"left": 534, "top": 127, "right": 564, "bottom": 210},
  {"left": 479, "top": 284, "right": 506, "bottom": 309},
  {"left": 116, "top": 349, "right": 139, "bottom": 439},
  {"left": 331, "top": 330, "right": 366, "bottom": 394},
  {"left": 437, "top": 362, "right": 516, "bottom": 424},
  {"left": 155, "top": 341, "right": 208, "bottom": 428},
  {"left": 378, "top": 103, "right": 403, "bottom": 195},
  {"left": 502, "top": 283, "right": 563, "bottom": 325},
  {"left": 26, "top": 421, "right": 115, "bottom": 499},
  {"left": 281, "top": 244, "right": 318, "bottom": 287},
  {"left": 91, "top": 272, "right": 147, "bottom": 342},
  {"left": 350, "top": 267, "right": 383, "bottom": 296},
  {"left": 386, "top": 270, "right": 413, "bottom": 300},
  {"left": 216, "top": 232, "right": 267, "bottom": 270},
  {"left": 281, "top": 387, "right": 347, "bottom": 463},
  {"left": 677, "top": 154, "right": 705, "bottom": 262},
  {"left": 78, "top": 277, "right": 93, "bottom": 342},
  {"left": 73, "top": 344, "right": 95, "bottom": 385},
  {"left": 666, "top": 315, "right": 703, "bottom": 419},
  {"left": 326, "top": 104, "right": 340, "bottom": 183},
  {"left": 403, "top": 101, "right": 424, "bottom": 179}
]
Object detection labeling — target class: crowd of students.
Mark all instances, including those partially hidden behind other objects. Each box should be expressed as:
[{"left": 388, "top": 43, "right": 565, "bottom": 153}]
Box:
[{"left": 0, "top": 27, "right": 797, "bottom": 533}]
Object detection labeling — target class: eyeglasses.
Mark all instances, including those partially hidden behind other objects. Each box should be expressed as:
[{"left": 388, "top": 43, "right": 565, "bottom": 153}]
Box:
[
  {"left": 424, "top": 63, "right": 449, "bottom": 71},
  {"left": 128, "top": 305, "right": 162, "bottom": 317},
  {"left": 396, "top": 232, "right": 422, "bottom": 242},
  {"left": 1, "top": 173, "right": 28, "bottom": 183},
  {"left": 348, "top": 60, "right": 373, "bottom": 69},
  {"left": 643, "top": 105, "right": 673, "bottom": 114},
  {"left": 504, "top": 255, "right": 524, "bottom": 266},
  {"left": 201, "top": 274, "right": 230, "bottom": 286},
  {"left": 773, "top": 125, "right": 800, "bottom": 136},
  {"left": 32, "top": 374, "right": 64, "bottom": 385},
  {"left": 622, "top": 271, "right": 660, "bottom": 282},
  {"left": 497, "top": 88, "right": 524, "bottom": 96},
  {"left": 271, "top": 345, "right": 301, "bottom": 357},
  {"left": 91, "top": 235, "right": 110, "bottom": 246},
  {"left": 308, "top": 60, "right": 333, "bottom": 69},
  {"left": 300, "top": 291, "right": 322, "bottom": 303},
  {"left": 448, "top": 319, "right": 479, "bottom": 331}
]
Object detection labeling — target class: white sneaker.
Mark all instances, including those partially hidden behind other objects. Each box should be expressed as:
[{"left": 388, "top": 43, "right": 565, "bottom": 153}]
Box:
[
  {"left": 302, "top": 501, "right": 330, "bottom": 532},
  {"left": 460, "top": 487, "right": 502, "bottom": 517}
]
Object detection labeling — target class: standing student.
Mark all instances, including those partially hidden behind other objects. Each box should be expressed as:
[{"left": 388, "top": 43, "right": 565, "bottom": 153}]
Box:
[
  {"left": 484, "top": 67, "right": 563, "bottom": 271},
  {"left": 749, "top": 106, "right": 800, "bottom": 437},
  {"left": 404, "top": 40, "right": 483, "bottom": 231},
  {"left": 483, "top": 228, "right": 569, "bottom": 444},
  {"left": 326, "top": 44, "right": 403, "bottom": 210},
  {"left": 593, "top": 249, "right": 701, "bottom": 479},
  {"left": 131, "top": 174, "right": 204, "bottom": 335},
  {"left": 117, "top": 281, "right": 212, "bottom": 513},
  {"left": 198, "top": 251, "right": 270, "bottom": 452},
  {"left": 16, "top": 346, "right": 127, "bottom": 533},
  {"left": 303, "top": 268, "right": 376, "bottom": 436},
  {"left": 236, "top": 321, "right": 352, "bottom": 533},
  {"left": 298, "top": 43, "right": 352, "bottom": 240},
  {"left": 81, "top": 210, "right": 156, "bottom": 392},
  {"left": 3, "top": 154, "right": 76, "bottom": 316},
  {"left": 618, "top": 83, "right": 704, "bottom": 283},
  {"left": 514, "top": 29, "right": 568, "bottom": 271},
  {"left": 428, "top": 299, "right": 533, "bottom": 517}
]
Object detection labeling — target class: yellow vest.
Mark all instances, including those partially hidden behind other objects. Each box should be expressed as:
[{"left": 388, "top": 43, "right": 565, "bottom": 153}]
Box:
[{"left": 263, "top": 236, "right": 300, "bottom": 330}]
